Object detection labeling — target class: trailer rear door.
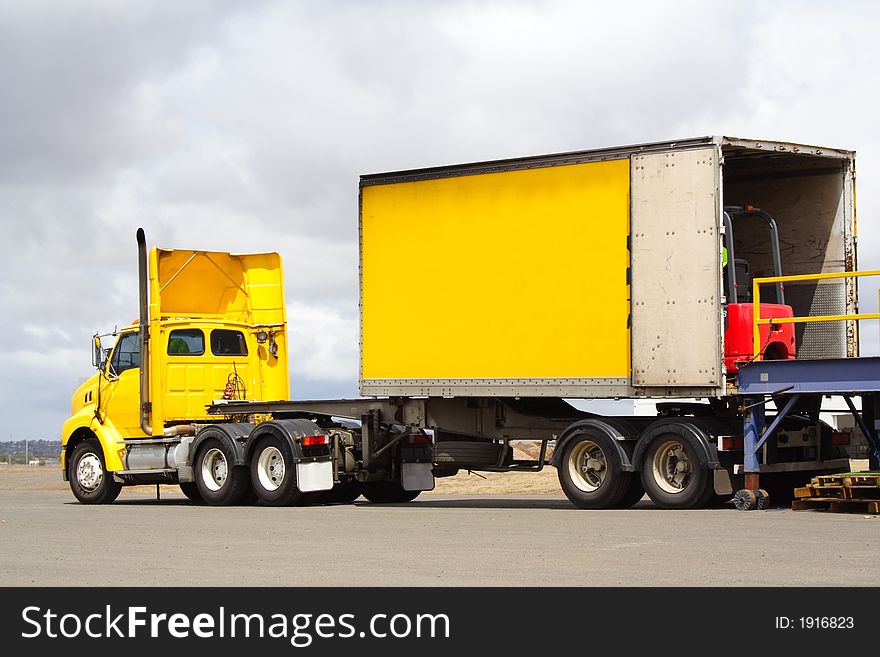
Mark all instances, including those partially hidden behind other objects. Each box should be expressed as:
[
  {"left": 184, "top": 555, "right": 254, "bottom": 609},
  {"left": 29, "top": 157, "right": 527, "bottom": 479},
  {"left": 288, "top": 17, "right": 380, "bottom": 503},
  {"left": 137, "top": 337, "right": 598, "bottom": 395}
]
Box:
[{"left": 630, "top": 147, "right": 723, "bottom": 389}]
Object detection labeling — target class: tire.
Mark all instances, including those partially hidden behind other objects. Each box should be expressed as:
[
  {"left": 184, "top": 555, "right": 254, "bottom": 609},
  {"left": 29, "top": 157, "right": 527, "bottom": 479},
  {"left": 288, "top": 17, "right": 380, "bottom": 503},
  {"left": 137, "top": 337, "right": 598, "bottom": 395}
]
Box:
[
  {"left": 179, "top": 481, "right": 203, "bottom": 503},
  {"left": 361, "top": 481, "right": 421, "bottom": 503},
  {"left": 68, "top": 439, "right": 122, "bottom": 505},
  {"left": 322, "top": 481, "right": 362, "bottom": 504},
  {"left": 249, "top": 435, "right": 303, "bottom": 506},
  {"left": 613, "top": 476, "right": 646, "bottom": 509},
  {"left": 557, "top": 433, "right": 631, "bottom": 509},
  {"left": 640, "top": 434, "right": 713, "bottom": 509},
  {"left": 239, "top": 484, "right": 259, "bottom": 505},
  {"left": 194, "top": 438, "right": 249, "bottom": 506}
]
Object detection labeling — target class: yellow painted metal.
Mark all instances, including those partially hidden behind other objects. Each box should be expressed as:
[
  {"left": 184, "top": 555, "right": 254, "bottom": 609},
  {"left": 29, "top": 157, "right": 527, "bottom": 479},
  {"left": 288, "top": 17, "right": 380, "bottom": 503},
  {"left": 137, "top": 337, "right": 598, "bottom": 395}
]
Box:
[
  {"left": 751, "top": 269, "right": 880, "bottom": 285},
  {"left": 752, "top": 270, "right": 880, "bottom": 358},
  {"left": 61, "top": 247, "right": 291, "bottom": 473},
  {"left": 756, "top": 313, "right": 880, "bottom": 325},
  {"left": 147, "top": 248, "right": 289, "bottom": 431},
  {"left": 150, "top": 248, "right": 287, "bottom": 325},
  {"left": 361, "top": 159, "right": 631, "bottom": 380}
]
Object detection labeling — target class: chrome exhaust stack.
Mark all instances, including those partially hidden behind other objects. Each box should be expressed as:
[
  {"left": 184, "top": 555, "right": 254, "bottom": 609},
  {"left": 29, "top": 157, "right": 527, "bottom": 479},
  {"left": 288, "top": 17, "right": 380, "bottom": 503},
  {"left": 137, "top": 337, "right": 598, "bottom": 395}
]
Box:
[{"left": 137, "top": 227, "right": 153, "bottom": 436}]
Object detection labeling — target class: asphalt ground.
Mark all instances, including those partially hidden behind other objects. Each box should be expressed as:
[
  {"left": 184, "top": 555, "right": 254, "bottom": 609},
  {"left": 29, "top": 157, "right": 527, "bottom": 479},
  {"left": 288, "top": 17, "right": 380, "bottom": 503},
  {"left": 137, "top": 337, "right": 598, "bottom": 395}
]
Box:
[{"left": 1, "top": 477, "right": 877, "bottom": 586}]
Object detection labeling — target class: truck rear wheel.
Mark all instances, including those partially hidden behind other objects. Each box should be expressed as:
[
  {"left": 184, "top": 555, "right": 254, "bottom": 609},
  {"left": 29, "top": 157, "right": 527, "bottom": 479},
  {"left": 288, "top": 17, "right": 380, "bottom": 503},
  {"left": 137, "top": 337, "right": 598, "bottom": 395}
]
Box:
[
  {"left": 194, "top": 438, "right": 249, "bottom": 506},
  {"left": 249, "top": 435, "right": 303, "bottom": 506},
  {"left": 68, "top": 439, "right": 122, "bottom": 505},
  {"left": 361, "top": 482, "right": 420, "bottom": 503},
  {"left": 557, "top": 433, "right": 632, "bottom": 509},
  {"left": 323, "top": 482, "right": 362, "bottom": 504},
  {"left": 640, "top": 435, "right": 713, "bottom": 509}
]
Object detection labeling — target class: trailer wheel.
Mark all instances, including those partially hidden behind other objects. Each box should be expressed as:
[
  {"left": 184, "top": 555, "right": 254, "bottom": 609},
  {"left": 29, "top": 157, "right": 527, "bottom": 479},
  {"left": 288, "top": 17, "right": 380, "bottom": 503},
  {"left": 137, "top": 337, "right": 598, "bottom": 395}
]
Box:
[
  {"left": 179, "top": 482, "right": 203, "bottom": 504},
  {"left": 68, "top": 439, "right": 121, "bottom": 505},
  {"left": 557, "top": 433, "right": 631, "bottom": 509},
  {"left": 361, "top": 482, "right": 420, "bottom": 503},
  {"left": 613, "top": 476, "right": 646, "bottom": 509},
  {"left": 194, "top": 438, "right": 249, "bottom": 506},
  {"left": 249, "top": 435, "right": 303, "bottom": 506},
  {"left": 640, "top": 435, "right": 713, "bottom": 509}
]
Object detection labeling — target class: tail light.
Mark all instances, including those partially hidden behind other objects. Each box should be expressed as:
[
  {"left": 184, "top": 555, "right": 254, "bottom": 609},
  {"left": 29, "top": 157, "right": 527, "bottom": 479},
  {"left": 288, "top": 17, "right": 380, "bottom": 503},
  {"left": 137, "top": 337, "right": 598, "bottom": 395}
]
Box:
[
  {"left": 831, "top": 432, "right": 850, "bottom": 446},
  {"left": 719, "top": 436, "right": 744, "bottom": 451},
  {"left": 302, "top": 435, "right": 329, "bottom": 447},
  {"left": 407, "top": 432, "right": 433, "bottom": 445}
]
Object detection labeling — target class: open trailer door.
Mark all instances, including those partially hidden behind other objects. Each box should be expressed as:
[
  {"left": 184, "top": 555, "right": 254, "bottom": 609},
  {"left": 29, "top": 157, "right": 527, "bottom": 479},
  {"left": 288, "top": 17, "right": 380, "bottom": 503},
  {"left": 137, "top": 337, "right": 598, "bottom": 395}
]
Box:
[{"left": 630, "top": 146, "right": 724, "bottom": 393}]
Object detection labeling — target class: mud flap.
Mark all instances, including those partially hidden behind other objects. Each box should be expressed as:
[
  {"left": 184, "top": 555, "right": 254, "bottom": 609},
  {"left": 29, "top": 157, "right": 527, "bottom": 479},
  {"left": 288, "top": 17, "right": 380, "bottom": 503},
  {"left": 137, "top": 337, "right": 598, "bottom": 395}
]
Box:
[
  {"left": 714, "top": 468, "right": 734, "bottom": 496},
  {"left": 296, "top": 461, "right": 333, "bottom": 492},
  {"left": 401, "top": 462, "right": 435, "bottom": 491}
]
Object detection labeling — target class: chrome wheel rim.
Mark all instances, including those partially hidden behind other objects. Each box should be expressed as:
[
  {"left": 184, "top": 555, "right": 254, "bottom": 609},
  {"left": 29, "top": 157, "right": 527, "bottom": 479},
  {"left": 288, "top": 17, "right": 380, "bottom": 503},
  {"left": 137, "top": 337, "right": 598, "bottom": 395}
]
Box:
[
  {"left": 567, "top": 440, "right": 607, "bottom": 493},
  {"left": 651, "top": 439, "right": 691, "bottom": 494},
  {"left": 201, "top": 448, "right": 228, "bottom": 492},
  {"left": 76, "top": 453, "right": 103, "bottom": 491},
  {"left": 256, "top": 446, "right": 285, "bottom": 492}
]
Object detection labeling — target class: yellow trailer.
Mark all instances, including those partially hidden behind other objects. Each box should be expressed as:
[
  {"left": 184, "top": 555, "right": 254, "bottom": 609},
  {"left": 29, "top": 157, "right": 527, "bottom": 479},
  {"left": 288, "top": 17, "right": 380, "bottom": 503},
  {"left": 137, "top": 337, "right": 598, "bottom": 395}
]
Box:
[{"left": 359, "top": 136, "right": 856, "bottom": 399}]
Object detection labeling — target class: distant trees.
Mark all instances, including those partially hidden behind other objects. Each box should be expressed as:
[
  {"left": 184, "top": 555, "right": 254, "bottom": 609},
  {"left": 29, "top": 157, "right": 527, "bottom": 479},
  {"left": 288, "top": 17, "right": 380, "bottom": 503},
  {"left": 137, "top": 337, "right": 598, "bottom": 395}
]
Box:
[{"left": 0, "top": 439, "right": 61, "bottom": 464}]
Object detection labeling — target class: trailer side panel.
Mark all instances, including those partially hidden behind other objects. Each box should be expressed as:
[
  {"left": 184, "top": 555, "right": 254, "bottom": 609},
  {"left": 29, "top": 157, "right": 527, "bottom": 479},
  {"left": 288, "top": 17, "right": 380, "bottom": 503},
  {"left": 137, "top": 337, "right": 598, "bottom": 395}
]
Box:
[{"left": 360, "top": 158, "right": 631, "bottom": 395}]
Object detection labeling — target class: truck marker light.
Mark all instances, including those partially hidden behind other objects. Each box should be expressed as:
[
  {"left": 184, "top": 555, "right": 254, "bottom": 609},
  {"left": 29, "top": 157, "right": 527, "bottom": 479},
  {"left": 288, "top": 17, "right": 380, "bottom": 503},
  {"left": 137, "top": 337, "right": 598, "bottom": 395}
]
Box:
[
  {"left": 831, "top": 432, "right": 851, "bottom": 445},
  {"left": 302, "top": 435, "right": 329, "bottom": 446},
  {"left": 719, "top": 436, "right": 744, "bottom": 450}
]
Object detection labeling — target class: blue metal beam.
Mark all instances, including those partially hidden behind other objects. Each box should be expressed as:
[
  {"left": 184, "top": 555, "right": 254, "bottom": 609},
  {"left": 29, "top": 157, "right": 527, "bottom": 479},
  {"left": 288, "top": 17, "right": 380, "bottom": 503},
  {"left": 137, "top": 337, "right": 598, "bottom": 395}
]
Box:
[
  {"left": 738, "top": 357, "right": 880, "bottom": 395},
  {"left": 743, "top": 398, "right": 765, "bottom": 474},
  {"left": 753, "top": 394, "right": 801, "bottom": 454}
]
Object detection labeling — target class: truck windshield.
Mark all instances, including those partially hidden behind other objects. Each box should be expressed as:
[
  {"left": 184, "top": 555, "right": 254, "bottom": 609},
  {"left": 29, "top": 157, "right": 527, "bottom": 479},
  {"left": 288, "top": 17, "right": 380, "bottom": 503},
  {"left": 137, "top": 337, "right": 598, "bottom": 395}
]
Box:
[{"left": 109, "top": 333, "right": 140, "bottom": 376}]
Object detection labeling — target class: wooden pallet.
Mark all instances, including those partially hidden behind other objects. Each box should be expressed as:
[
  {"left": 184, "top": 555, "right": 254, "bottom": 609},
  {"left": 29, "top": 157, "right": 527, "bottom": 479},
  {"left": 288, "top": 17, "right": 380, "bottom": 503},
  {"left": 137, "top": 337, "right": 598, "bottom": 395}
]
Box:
[
  {"left": 792, "top": 472, "right": 880, "bottom": 513},
  {"left": 813, "top": 472, "right": 880, "bottom": 487},
  {"left": 791, "top": 497, "right": 880, "bottom": 514}
]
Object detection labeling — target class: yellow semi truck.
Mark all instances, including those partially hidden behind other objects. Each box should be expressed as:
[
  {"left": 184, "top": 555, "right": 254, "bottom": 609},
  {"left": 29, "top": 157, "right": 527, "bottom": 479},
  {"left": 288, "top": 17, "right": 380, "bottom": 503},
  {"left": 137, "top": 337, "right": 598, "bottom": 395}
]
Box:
[
  {"left": 62, "top": 136, "right": 880, "bottom": 510},
  {"left": 61, "top": 233, "right": 339, "bottom": 505}
]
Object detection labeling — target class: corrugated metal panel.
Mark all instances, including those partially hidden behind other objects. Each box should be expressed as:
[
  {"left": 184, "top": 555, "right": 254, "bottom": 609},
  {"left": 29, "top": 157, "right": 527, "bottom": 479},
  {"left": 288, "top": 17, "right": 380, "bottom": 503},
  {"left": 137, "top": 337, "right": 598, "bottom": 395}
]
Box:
[{"left": 784, "top": 281, "right": 847, "bottom": 359}]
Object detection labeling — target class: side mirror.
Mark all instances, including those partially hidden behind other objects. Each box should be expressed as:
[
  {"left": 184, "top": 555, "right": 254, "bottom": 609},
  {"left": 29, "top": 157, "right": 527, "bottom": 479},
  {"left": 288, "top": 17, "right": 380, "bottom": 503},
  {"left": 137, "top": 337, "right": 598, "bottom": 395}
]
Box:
[{"left": 92, "top": 335, "right": 105, "bottom": 369}]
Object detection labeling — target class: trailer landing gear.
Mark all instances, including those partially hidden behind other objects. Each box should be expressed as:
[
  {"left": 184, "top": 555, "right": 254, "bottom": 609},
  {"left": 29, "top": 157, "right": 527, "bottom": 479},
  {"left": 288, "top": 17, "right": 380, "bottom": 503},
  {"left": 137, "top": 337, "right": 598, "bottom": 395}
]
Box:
[{"left": 733, "top": 488, "right": 769, "bottom": 511}]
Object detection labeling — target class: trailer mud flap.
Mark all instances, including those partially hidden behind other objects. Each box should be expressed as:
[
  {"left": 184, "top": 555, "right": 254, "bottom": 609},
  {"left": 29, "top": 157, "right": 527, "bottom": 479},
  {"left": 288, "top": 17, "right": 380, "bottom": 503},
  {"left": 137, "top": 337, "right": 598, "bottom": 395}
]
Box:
[
  {"left": 401, "top": 462, "right": 435, "bottom": 491},
  {"left": 296, "top": 462, "right": 333, "bottom": 493}
]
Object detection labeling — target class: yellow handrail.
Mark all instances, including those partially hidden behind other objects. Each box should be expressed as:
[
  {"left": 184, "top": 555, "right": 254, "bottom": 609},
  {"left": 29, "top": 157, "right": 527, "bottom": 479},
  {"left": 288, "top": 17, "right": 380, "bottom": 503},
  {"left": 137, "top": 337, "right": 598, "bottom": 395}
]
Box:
[{"left": 751, "top": 269, "right": 880, "bottom": 358}]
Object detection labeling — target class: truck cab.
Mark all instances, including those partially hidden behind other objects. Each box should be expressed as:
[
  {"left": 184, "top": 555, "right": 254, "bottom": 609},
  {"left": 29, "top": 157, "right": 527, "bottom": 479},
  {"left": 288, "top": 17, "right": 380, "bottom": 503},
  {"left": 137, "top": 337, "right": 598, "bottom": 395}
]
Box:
[{"left": 60, "top": 232, "right": 333, "bottom": 505}]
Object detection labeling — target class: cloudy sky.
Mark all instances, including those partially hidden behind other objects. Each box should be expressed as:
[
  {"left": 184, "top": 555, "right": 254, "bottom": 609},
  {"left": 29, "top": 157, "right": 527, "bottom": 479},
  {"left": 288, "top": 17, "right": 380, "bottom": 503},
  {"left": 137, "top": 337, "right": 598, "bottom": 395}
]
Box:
[{"left": 2, "top": 0, "right": 879, "bottom": 440}]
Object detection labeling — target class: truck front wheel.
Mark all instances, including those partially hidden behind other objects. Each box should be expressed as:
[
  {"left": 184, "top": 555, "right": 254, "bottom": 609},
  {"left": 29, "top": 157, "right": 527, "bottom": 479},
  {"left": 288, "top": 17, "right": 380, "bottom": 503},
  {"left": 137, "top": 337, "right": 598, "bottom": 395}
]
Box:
[
  {"left": 194, "top": 438, "right": 249, "bottom": 506},
  {"left": 640, "top": 435, "right": 713, "bottom": 509},
  {"left": 68, "top": 439, "right": 121, "bottom": 505},
  {"left": 249, "top": 435, "right": 303, "bottom": 506}
]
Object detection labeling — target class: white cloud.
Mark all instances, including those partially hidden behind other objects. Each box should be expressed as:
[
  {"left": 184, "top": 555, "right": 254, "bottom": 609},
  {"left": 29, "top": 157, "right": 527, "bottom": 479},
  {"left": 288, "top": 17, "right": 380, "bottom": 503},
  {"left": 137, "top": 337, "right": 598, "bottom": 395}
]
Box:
[{"left": 1, "top": 0, "right": 878, "bottom": 438}]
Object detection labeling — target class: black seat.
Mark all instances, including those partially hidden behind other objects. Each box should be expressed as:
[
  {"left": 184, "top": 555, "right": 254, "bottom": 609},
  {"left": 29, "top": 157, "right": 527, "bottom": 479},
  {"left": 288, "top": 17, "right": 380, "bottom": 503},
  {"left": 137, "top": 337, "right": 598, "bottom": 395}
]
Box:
[{"left": 734, "top": 258, "right": 751, "bottom": 302}]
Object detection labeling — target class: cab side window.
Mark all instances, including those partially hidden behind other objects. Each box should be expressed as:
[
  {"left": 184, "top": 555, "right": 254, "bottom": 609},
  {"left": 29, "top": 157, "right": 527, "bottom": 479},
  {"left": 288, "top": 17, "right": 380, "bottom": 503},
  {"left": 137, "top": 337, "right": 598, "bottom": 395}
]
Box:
[
  {"left": 167, "top": 329, "right": 205, "bottom": 356},
  {"left": 109, "top": 333, "right": 140, "bottom": 376},
  {"left": 211, "top": 329, "right": 248, "bottom": 356}
]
